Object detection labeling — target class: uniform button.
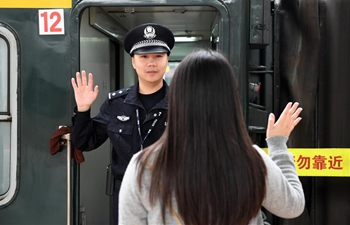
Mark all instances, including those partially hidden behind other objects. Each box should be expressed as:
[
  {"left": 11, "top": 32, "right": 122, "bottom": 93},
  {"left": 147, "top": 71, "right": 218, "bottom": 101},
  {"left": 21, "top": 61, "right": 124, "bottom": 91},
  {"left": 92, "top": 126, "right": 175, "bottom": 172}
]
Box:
[
  {"left": 119, "top": 129, "right": 122, "bottom": 133},
  {"left": 154, "top": 113, "right": 157, "bottom": 117}
]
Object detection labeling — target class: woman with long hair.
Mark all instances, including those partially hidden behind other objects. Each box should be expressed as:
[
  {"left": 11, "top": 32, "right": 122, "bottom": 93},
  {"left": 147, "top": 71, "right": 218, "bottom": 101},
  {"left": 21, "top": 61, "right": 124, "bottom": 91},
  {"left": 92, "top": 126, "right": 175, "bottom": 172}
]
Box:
[{"left": 119, "top": 49, "right": 305, "bottom": 225}]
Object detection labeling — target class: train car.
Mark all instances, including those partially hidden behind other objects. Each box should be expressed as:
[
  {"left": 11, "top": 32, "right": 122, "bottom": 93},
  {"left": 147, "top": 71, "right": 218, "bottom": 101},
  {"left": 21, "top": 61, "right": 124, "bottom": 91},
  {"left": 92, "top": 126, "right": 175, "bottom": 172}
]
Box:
[{"left": 0, "top": 0, "right": 349, "bottom": 224}]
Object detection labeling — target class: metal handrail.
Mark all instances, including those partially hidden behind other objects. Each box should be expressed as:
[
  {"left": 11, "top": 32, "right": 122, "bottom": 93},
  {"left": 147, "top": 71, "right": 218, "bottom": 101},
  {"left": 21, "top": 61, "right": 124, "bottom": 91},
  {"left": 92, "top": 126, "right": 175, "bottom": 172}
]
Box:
[{"left": 60, "top": 129, "right": 71, "bottom": 225}]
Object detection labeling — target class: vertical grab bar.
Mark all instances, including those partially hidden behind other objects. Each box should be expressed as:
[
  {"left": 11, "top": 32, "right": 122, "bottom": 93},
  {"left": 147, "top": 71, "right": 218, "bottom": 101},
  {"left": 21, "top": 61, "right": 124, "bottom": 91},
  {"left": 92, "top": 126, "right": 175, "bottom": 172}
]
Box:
[{"left": 61, "top": 132, "right": 71, "bottom": 225}]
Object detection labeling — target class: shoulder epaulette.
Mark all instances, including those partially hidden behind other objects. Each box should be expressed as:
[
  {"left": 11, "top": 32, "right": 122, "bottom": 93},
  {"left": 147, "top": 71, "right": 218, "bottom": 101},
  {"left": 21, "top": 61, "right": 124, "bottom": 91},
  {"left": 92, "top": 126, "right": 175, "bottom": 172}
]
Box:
[{"left": 108, "top": 86, "right": 132, "bottom": 100}]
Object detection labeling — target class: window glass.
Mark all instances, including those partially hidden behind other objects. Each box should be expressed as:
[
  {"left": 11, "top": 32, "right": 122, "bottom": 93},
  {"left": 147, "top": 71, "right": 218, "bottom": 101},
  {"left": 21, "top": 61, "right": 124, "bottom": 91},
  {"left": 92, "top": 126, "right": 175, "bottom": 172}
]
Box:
[
  {"left": 0, "top": 29, "right": 15, "bottom": 204},
  {"left": 0, "top": 123, "right": 10, "bottom": 195},
  {"left": 0, "top": 38, "right": 8, "bottom": 112}
]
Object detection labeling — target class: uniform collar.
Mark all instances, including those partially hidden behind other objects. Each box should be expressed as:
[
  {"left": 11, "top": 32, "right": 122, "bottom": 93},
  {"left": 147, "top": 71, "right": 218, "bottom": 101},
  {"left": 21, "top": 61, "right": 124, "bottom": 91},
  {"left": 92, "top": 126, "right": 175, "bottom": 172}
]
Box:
[{"left": 124, "top": 80, "right": 169, "bottom": 109}]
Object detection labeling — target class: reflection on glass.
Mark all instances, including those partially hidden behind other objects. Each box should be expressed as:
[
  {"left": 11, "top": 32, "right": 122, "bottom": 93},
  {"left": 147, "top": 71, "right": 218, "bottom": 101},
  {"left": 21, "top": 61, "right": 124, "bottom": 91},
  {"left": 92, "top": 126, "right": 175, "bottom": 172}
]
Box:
[
  {"left": 0, "top": 123, "right": 10, "bottom": 195},
  {"left": 0, "top": 38, "right": 8, "bottom": 112}
]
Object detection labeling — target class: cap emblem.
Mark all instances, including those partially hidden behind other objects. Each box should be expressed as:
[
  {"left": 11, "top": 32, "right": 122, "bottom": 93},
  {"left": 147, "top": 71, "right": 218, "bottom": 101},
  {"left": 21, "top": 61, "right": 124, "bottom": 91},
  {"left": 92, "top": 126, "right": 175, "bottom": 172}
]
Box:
[{"left": 144, "top": 26, "right": 157, "bottom": 39}]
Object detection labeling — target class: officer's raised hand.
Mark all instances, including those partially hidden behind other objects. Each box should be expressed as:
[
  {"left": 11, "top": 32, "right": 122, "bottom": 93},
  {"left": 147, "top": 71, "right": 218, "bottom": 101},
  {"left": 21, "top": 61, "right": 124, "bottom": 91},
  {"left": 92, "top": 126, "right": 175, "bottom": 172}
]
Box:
[
  {"left": 266, "top": 102, "right": 303, "bottom": 138},
  {"left": 71, "top": 70, "right": 99, "bottom": 112}
]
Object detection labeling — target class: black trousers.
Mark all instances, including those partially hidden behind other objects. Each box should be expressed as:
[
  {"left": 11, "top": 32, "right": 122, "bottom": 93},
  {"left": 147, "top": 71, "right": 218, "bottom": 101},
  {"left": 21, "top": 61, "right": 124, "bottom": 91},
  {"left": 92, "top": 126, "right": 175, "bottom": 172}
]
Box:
[{"left": 113, "top": 179, "right": 122, "bottom": 225}]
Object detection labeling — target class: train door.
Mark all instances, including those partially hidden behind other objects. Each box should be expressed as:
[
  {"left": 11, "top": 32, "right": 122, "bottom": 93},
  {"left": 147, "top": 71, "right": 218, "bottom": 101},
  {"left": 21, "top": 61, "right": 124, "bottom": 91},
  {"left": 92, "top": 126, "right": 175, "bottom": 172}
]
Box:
[
  {"left": 70, "top": 1, "right": 247, "bottom": 224},
  {"left": 76, "top": 9, "right": 115, "bottom": 225}
]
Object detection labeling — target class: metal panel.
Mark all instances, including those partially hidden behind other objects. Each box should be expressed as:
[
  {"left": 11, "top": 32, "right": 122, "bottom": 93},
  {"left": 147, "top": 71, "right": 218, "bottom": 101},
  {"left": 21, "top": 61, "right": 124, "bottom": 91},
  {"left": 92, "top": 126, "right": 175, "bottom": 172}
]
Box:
[
  {"left": 315, "top": 0, "right": 350, "bottom": 224},
  {"left": 276, "top": 0, "right": 350, "bottom": 224},
  {"left": 0, "top": 7, "right": 72, "bottom": 224},
  {"left": 276, "top": 1, "right": 320, "bottom": 224},
  {"left": 78, "top": 9, "right": 112, "bottom": 225},
  {"left": 250, "top": 0, "right": 271, "bottom": 47}
]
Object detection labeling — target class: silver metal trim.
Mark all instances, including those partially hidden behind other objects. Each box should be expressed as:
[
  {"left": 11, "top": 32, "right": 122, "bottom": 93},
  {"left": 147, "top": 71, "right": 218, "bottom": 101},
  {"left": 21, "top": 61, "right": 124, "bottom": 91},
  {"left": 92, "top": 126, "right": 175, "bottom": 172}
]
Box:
[{"left": 60, "top": 131, "right": 71, "bottom": 225}]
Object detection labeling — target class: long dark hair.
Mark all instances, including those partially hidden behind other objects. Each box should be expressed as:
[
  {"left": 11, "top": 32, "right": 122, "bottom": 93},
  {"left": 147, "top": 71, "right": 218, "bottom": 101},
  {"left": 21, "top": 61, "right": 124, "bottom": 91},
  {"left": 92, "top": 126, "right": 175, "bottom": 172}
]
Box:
[{"left": 137, "top": 49, "right": 267, "bottom": 225}]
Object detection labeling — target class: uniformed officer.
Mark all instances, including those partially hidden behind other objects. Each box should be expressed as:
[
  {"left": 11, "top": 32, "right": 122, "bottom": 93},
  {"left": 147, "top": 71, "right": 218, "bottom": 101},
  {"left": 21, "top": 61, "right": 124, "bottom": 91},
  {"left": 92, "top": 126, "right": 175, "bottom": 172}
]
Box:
[{"left": 71, "top": 23, "right": 175, "bottom": 225}]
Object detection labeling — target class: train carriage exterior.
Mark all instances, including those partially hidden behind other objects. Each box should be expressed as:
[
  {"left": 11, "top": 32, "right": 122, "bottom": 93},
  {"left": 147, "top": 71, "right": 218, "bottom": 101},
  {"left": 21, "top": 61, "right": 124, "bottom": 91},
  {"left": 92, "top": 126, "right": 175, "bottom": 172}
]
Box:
[{"left": 0, "top": 0, "right": 350, "bottom": 224}]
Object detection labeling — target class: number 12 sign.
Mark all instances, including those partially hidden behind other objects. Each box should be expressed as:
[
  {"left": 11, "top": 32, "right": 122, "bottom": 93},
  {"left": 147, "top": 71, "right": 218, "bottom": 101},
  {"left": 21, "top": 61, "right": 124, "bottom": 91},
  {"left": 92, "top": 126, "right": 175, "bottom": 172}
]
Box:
[{"left": 39, "top": 9, "right": 65, "bottom": 35}]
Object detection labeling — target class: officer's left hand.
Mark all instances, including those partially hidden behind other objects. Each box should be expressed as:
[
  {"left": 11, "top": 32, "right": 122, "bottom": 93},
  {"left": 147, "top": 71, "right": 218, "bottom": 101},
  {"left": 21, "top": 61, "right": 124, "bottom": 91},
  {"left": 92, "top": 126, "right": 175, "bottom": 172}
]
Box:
[{"left": 71, "top": 70, "right": 99, "bottom": 112}]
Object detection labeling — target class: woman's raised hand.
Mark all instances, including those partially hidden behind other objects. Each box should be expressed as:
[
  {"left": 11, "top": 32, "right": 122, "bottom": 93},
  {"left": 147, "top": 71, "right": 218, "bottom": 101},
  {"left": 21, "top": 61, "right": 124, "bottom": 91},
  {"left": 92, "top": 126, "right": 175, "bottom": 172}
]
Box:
[
  {"left": 266, "top": 102, "right": 303, "bottom": 138},
  {"left": 71, "top": 70, "right": 99, "bottom": 112}
]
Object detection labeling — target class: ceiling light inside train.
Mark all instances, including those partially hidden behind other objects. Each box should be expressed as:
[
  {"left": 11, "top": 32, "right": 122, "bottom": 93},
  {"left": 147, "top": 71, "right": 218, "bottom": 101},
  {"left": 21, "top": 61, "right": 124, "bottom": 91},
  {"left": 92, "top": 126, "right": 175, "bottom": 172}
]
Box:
[{"left": 174, "top": 36, "right": 202, "bottom": 42}]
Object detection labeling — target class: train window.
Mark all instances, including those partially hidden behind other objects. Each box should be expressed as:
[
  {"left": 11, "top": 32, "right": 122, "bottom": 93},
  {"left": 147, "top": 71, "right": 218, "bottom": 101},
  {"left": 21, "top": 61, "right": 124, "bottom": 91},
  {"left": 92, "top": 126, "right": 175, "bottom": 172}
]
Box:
[
  {"left": 0, "top": 38, "right": 8, "bottom": 112},
  {"left": 0, "top": 37, "right": 10, "bottom": 196},
  {"left": 0, "top": 27, "right": 18, "bottom": 206},
  {"left": 0, "top": 123, "right": 10, "bottom": 196}
]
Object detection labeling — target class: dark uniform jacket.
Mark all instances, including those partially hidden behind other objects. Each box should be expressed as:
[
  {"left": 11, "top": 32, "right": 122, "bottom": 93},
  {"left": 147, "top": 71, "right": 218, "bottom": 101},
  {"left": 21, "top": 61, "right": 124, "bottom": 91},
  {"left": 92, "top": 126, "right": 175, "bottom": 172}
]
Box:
[{"left": 71, "top": 81, "right": 169, "bottom": 181}]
